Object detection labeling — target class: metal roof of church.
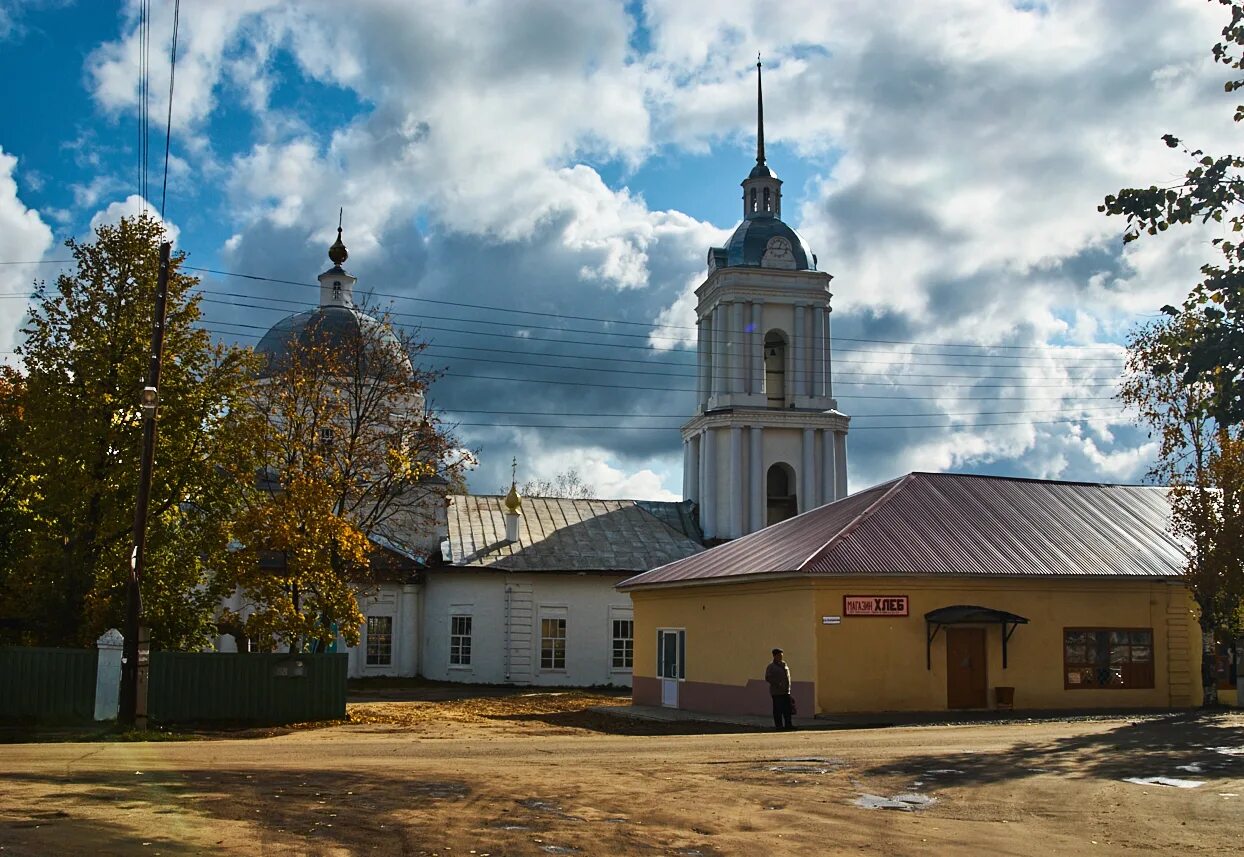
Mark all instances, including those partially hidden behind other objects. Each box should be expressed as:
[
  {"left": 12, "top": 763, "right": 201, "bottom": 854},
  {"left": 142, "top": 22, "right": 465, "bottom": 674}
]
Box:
[
  {"left": 618, "top": 472, "right": 1186, "bottom": 590},
  {"left": 444, "top": 495, "right": 704, "bottom": 573},
  {"left": 719, "top": 215, "right": 816, "bottom": 270}
]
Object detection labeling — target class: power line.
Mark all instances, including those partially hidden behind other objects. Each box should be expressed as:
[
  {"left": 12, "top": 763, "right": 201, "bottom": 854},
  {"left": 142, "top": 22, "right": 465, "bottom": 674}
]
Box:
[
  {"left": 180, "top": 264, "right": 1126, "bottom": 352},
  {"left": 0, "top": 260, "right": 1134, "bottom": 362},
  {"left": 190, "top": 293, "right": 1125, "bottom": 368},
  {"left": 159, "top": 0, "right": 181, "bottom": 220},
  {"left": 444, "top": 415, "right": 1129, "bottom": 432},
  {"left": 196, "top": 321, "right": 1123, "bottom": 398}
]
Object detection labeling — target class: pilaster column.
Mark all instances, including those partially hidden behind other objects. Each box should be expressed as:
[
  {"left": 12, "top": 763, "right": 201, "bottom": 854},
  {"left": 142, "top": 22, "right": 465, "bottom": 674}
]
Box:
[
  {"left": 749, "top": 426, "right": 764, "bottom": 534},
  {"left": 822, "top": 429, "right": 836, "bottom": 503},
  {"left": 688, "top": 433, "right": 701, "bottom": 504},
  {"left": 701, "top": 429, "right": 717, "bottom": 539},
  {"left": 802, "top": 427, "right": 817, "bottom": 512},
  {"left": 834, "top": 430, "right": 848, "bottom": 499},
  {"left": 729, "top": 426, "right": 744, "bottom": 538},
  {"left": 697, "top": 317, "right": 710, "bottom": 410},
  {"left": 793, "top": 304, "right": 806, "bottom": 399},
  {"left": 682, "top": 438, "right": 692, "bottom": 501},
  {"left": 751, "top": 301, "right": 764, "bottom": 394},
  {"left": 812, "top": 304, "right": 826, "bottom": 398},
  {"left": 729, "top": 300, "right": 743, "bottom": 394},
  {"left": 712, "top": 305, "right": 726, "bottom": 399},
  {"left": 824, "top": 307, "right": 834, "bottom": 401}
]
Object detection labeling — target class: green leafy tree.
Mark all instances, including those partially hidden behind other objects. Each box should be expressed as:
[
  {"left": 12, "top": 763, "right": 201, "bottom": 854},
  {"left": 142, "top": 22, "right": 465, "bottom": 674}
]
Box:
[
  {"left": 11, "top": 214, "right": 258, "bottom": 649},
  {"left": 1120, "top": 315, "right": 1244, "bottom": 700},
  {"left": 0, "top": 367, "right": 34, "bottom": 643},
  {"left": 1102, "top": 0, "right": 1244, "bottom": 425},
  {"left": 220, "top": 303, "right": 472, "bottom": 653}
]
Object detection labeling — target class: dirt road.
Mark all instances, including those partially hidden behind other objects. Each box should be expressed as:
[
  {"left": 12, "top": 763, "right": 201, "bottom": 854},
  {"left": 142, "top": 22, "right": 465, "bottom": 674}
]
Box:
[{"left": 1, "top": 693, "right": 1241, "bottom": 856}]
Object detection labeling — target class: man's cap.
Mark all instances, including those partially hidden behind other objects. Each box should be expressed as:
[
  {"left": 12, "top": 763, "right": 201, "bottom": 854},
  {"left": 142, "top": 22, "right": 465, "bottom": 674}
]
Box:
[{"left": 772, "top": 647, "right": 783, "bottom": 654}]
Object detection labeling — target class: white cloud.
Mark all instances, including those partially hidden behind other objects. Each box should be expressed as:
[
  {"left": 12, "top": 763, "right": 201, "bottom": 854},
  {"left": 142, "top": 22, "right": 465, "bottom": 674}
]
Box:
[
  {"left": 88, "top": 194, "right": 180, "bottom": 245},
  {"left": 72, "top": 0, "right": 1241, "bottom": 498},
  {"left": 0, "top": 148, "right": 54, "bottom": 358}
]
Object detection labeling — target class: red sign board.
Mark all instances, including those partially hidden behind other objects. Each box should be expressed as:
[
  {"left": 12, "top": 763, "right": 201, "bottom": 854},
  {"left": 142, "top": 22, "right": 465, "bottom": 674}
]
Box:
[{"left": 843, "top": 595, "right": 909, "bottom": 617}]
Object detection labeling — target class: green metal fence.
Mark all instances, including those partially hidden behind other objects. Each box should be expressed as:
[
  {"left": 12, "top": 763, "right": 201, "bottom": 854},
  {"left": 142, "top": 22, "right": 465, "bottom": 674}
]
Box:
[
  {"left": 148, "top": 652, "right": 348, "bottom": 725},
  {"left": 0, "top": 646, "right": 97, "bottom": 722}
]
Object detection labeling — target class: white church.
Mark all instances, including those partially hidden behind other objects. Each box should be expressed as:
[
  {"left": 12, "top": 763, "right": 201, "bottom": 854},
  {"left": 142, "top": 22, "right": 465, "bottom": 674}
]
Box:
[{"left": 216, "top": 63, "right": 849, "bottom": 685}]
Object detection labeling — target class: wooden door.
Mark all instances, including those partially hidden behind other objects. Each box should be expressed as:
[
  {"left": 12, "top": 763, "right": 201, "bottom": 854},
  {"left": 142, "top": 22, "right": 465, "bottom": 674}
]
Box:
[{"left": 945, "top": 628, "right": 987, "bottom": 709}]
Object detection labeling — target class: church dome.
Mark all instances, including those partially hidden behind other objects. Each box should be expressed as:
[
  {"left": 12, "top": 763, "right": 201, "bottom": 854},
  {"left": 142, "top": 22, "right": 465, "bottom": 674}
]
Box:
[
  {"left": 255, "top": 305, "right": 411, "bottom": 378},
  {"left": 254, "top": 226, "right": 411, "bottom": 379},
  {"left": 720, "top": 216, "right": 816, "bottom": 271}
]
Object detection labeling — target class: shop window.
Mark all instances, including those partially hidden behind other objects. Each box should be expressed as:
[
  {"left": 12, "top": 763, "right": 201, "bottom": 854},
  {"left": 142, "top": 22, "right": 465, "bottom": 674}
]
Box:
[
  {"left": 541, "top": 617, "right": 567, "bottom": 670},
  {"left": 449, "top": 615, "right": 472, "bottom": 667},
  {"left": 1063, "top": 629, "right": 1153, "bottom": 689},
  {"left": 612, "top": 618, "right": 634, "bottom": 670},
  {"left": 366, "top": 616, "right": 393, "bottom": 666}
]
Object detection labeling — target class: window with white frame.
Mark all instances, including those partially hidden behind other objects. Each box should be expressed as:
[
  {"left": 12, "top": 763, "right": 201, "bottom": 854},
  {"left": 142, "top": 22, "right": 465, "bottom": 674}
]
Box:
[
  {"left": 541, "top": 617, "right": 567, "bottom": 670},
  {"left": 612, "top": 618, "right": 634, "bottom": 670},
  {"left": 366, "top": 616, "right": 393, "bottom": 666},
  {"left": 450, "top": 615, "right": 473, "bottom": 666}
]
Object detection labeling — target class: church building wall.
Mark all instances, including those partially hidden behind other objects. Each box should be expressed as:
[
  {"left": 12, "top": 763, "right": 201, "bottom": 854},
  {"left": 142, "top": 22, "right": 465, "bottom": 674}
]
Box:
[{"left": 420, "top": 570, "right": 635, "bottom": 687}]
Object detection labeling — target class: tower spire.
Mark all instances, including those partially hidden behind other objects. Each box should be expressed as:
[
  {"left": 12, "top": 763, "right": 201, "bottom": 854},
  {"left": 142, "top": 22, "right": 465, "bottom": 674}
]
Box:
[{"left": 756, "top": 54, "right": 766, "bottom": 168}]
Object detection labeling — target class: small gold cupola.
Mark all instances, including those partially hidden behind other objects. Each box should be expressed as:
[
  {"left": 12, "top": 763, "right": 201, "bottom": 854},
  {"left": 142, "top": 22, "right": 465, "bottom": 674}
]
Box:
[{"left": 504, "top": 457, "right": 522, "bottom": 542}]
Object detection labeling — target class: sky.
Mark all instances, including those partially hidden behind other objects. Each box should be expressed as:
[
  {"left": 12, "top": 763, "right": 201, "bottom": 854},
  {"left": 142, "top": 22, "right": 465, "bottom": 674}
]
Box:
[{"left": 0, "top": 0, "right": 1236, "bottom": 500}]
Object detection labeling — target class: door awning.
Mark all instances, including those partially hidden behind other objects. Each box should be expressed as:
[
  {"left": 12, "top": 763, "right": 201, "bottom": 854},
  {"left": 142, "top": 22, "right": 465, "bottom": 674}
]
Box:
[{"left": 924, "top": 605, "right": 1029, "bottom": 670}]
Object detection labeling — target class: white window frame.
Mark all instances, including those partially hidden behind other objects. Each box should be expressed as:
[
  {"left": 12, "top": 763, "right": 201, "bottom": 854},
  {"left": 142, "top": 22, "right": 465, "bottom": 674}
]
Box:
[
  {"left": 365, "top": 615, "right": 393, "bottom": 667},
  {"left": 539, "top": 611, "right": 568, "bottom": 672},
  {"left": 610, "top": 611, "right": 634, "bottom": 673},
  {"left": 449, "top": 613, "right": 473, "bottom": 669}
]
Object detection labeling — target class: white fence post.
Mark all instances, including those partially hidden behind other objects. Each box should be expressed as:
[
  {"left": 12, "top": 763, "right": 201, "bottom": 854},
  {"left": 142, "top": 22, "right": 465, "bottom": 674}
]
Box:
[{"left": 95, "top": 628, "right": 124, "bottom": 721}]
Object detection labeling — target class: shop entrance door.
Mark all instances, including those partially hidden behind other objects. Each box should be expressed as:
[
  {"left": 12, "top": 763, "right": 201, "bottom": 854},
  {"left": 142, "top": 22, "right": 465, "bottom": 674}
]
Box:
[{"left": 946, "top": 627, "right": 987, "bottom": 709}]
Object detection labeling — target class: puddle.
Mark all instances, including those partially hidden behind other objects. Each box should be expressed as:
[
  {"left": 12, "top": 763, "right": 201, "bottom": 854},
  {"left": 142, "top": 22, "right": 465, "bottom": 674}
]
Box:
[
  {"left": 767, "top": 765, "right": 833, "bottom": 774},
  {"left": 776, "top": 757, "right": 837, "bottom": 763},
  {"left": 1211, "top": 746, "right": 1244, "bottom": 756},
  {"left": 540, "top": 846, "right": 579, "bottom": 854},
  {"left": 854, "top": 793, "right": 937, "bottom": 811},
  {"left": 519, "top": 799, "right": 562, "bottom": 813},
  {"left": 1175, "top": 764, "right": 1204, "bottom": 773},
  {"left": 1122, "top": 777, "right": 1204, "bottom": 789},
  {"left": 495, "top": 824, "right": 531, "bottom": 831},
  {"left": 925, "top": 769, "right": 964, "bottom": 775}
]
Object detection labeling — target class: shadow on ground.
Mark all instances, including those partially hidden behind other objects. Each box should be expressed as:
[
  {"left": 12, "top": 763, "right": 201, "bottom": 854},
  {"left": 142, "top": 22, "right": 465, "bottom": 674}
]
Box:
[
  {"left": 483, "top": 709, "right": 754, "bottom": 736},
  {"left": 0, "top": 766, "right": 686, "bottom": 856},
  {"left": 859, "top": 711, "right": 1244, "bottom": 785}
]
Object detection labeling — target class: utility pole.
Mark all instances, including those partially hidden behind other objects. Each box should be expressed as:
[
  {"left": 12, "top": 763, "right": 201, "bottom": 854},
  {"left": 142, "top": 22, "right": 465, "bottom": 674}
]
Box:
[{"left": 119, "top": 240, "right": 171, "bottom": 728}]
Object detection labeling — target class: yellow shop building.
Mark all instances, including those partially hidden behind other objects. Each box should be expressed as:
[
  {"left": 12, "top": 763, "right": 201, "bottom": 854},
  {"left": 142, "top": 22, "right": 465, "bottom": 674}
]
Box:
[{"left": 618, "top": 473, "right": 1202, "bottom": 716}]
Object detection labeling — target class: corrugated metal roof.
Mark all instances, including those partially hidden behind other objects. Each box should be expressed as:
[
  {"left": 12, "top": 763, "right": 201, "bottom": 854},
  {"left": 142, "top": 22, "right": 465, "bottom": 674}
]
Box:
[
  {"left": 618, "top": 473, "right": 1187, "bottom": 590},
  {"left": 445, "top": 495, "right": 704, "bottom": 572}
]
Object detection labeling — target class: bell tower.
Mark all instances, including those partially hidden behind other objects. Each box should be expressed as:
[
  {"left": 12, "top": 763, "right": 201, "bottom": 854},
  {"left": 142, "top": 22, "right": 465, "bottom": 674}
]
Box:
[{"left": 681, "top": 60, "right": 850, "bottom": 541}]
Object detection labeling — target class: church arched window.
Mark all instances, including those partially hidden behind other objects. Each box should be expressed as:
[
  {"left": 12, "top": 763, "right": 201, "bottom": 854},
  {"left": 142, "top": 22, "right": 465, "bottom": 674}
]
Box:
[
  {"left": 767, "top": 463, "right": 798, "bottom": 526},
  {"left": 764, "top": 331, "right": 787, "bottom": 408},
  {"left": 763, "top": 187, "right": 771, "bottom": 213},
  {"left": 750, "top": 188, "right": 758, "bottom": 213}
]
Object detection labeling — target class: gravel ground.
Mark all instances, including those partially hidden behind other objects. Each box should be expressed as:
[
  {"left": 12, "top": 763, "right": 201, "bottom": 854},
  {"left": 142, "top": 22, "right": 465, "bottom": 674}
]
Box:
[{"left": 1, "top": 691, "right": 1241, "bottom": 856}]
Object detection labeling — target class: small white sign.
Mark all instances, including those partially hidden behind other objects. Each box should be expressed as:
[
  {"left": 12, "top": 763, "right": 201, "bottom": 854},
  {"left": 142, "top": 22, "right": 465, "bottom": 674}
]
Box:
[{"left": 822, "top": 616, "right": 841, "bottom": 625}]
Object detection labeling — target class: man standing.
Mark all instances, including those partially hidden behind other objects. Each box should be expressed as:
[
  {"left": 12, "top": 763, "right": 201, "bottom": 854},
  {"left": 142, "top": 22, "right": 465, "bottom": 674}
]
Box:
[{"left": 765, "top": 647, "right": 794, "bottom": 730}]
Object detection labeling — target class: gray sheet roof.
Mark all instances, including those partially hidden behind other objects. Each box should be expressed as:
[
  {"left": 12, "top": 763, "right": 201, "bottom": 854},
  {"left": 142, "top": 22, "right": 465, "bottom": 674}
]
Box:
[
  {"left": 618, "top": 473, "right": 1187, "bottom": 590},
  {"left": 444, "top": 495, "right": 704, "bottom": 572}
]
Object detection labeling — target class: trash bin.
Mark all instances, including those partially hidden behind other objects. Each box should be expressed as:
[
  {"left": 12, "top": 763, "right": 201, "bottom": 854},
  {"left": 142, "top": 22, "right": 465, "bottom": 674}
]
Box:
[{"left": 994, "top": 686, "right": 1015, "bottom": 710}]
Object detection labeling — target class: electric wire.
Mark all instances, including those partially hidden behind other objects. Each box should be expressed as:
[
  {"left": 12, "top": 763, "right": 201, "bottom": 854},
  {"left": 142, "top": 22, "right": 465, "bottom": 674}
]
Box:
[{"left": 159, "top": 0, "right": 181, "bottom": 220}]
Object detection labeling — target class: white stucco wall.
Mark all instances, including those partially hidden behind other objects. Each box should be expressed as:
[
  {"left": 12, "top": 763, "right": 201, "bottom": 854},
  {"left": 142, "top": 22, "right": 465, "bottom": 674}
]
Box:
[
  {"left": 420, "top": 570, "right": 635, "bottom": 687},
  {"left": 214, "top": 582, "right": 422, "bottom": 679}
]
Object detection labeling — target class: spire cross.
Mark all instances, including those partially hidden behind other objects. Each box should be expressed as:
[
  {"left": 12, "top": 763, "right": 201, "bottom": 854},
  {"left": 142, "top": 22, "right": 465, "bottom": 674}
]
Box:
[{"left": 511, "top": 457, "right": 518, "bottom": 483}]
